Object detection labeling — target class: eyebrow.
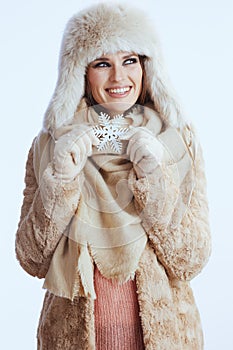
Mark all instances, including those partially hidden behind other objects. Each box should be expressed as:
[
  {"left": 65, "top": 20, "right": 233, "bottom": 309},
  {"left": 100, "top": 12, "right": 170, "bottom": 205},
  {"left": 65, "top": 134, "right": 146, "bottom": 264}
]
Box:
[{"left": 93, "top": 53, "right": 137, "bottom": 62}]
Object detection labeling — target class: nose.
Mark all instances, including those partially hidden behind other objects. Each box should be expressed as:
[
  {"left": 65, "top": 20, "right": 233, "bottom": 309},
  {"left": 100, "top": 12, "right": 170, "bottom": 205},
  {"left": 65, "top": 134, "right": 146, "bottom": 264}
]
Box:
[{"left": 109, "top": 64, "right": 125, "bottom": 82}]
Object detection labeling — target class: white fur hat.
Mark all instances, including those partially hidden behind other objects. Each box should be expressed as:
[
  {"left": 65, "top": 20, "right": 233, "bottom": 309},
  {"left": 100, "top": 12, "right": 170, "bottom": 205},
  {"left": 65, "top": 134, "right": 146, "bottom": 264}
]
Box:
[{"left": 43, "top": 2, "right": 182, "bottom": 132}]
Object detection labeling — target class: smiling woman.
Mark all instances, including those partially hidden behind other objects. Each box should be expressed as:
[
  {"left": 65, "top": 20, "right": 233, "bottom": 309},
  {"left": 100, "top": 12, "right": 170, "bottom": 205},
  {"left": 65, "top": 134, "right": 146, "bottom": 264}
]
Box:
[{"left": 15, "top": 2, "right": 211, "bottom": 350}]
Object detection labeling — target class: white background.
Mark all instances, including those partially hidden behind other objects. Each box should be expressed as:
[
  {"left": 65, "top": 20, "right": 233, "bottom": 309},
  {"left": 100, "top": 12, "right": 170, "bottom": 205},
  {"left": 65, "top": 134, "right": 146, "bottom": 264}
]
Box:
[{"left": 1, "top": 0, "right": 232, "bottom": 349}]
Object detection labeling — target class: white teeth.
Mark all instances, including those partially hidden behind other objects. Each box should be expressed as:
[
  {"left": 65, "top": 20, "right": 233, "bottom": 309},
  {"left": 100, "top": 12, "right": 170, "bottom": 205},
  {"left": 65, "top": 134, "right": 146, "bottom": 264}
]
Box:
[{"left": 108, "top": 87, "right": 130, "bottom": 94}]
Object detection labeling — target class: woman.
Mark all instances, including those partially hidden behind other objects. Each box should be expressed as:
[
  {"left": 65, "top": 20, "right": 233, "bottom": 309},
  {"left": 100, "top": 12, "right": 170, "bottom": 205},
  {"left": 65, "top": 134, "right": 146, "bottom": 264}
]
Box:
[{"left": 15, "top": 3, "right": 211, "bottom": 350}]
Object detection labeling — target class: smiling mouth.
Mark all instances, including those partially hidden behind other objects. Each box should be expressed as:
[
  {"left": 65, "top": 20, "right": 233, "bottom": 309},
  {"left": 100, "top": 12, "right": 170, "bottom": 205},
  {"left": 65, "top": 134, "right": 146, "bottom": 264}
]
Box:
[{"left": 106, "top": 86, "right": 131, "bottom": 95}]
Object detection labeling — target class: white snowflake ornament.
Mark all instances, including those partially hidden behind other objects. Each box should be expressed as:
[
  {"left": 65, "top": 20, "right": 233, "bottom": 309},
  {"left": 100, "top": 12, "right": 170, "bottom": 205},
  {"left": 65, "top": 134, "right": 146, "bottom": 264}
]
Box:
[{"left": 93, "top": 112, "right": 129, "bottom": 153}]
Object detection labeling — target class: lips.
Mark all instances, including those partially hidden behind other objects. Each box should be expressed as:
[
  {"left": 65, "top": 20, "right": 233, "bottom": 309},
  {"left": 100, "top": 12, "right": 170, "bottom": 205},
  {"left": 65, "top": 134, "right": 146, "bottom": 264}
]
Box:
[{"left": 106, "top": 86, "right": 131, "bottom": 95}]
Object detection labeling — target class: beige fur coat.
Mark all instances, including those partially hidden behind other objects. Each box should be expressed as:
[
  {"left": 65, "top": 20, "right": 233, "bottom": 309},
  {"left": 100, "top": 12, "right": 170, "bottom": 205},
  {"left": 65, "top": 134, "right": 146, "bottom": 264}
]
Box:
[{"left": 16, "top": 121, "right": 211, "bottom": 349}]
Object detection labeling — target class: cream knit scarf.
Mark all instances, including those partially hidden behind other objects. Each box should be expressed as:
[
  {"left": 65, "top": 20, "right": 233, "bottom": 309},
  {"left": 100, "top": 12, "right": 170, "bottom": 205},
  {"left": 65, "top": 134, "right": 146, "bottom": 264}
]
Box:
[{"left": 42, "top": 101, "right": 164, "bottom": 300}]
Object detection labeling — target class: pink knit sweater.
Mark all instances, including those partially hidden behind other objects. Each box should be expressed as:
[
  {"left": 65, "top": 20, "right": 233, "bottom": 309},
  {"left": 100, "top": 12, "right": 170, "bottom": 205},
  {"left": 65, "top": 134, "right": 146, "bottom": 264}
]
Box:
[{"left": 94, "top": 266, "right": 145, "bottom": 350}]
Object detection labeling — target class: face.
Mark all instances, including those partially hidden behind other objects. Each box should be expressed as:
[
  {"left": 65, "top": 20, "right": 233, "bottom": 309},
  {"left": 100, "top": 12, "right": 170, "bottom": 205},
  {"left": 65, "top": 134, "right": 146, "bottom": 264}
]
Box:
[{"left": 86, "top": 51, "right": 143, "bottom": 114}]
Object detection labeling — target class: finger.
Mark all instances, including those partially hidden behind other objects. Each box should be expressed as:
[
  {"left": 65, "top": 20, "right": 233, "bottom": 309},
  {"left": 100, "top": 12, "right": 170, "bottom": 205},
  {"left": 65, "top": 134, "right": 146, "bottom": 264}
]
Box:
[
  {"left": 127, "top": 140, "right": 140, "bottom": 162},
  {"left": 133, "top": 145, "right": 151, "bottom": 164},
  {"left": 126, "top": 136, "right": 139, "bottom": 159},
  {"left": 72, "top": 133, "right": 90, "bottom": 164},
  {"left": 137, "top": 157, "right": 158, "bottom": 173},
  {"left": 129, "top": 139, "right": 151, "bottom": 163},
  {"left": 79, "top": 125, "right": 99, "bottom": 146},
  {"left": 120, "top": 127, "right": 138, "bottom": 140},
  {"left": 82, "top": 133, "right": 93, "bottom": 156},
  {"left": 78, "top": 137, "right": 88, "bottom": 157},
  {"left": 125, "top": 132, "right": 141, "bottom": 156},
  {"left": 125, "top": 131, "right": 151, "bottom": 156},
  {"left": 88, "top": 129, "right": 100, "bottom": 146}
]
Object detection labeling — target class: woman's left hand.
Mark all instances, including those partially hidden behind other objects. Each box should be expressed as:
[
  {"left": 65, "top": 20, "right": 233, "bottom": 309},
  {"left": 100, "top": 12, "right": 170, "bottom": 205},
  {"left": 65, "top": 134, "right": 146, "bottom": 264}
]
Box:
[{"left": 123, "top": 127, "right": 164, "bottom": 178}]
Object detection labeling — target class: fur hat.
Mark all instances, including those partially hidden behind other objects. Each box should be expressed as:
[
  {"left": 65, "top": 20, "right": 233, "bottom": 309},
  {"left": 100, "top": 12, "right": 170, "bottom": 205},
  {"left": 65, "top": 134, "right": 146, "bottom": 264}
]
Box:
[{"left": 43, "top": 2, "right": 182, "bottom": 132}]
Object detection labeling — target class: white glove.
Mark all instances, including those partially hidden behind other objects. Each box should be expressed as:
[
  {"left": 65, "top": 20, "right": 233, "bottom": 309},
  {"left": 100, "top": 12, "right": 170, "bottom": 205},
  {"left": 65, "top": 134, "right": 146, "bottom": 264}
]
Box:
[
  {"left": 123, "top": 127, "right": 164, "bottom": 178},
  {"left": 53, "top": 125, "right": 99, "bottom": 182}
]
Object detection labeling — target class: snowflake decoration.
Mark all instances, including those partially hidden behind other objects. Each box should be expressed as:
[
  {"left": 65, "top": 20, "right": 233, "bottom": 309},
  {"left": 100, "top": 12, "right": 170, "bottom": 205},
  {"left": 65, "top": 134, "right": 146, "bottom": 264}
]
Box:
[{"left": 93, "top": 112, "right": 129, "bottom": 153}]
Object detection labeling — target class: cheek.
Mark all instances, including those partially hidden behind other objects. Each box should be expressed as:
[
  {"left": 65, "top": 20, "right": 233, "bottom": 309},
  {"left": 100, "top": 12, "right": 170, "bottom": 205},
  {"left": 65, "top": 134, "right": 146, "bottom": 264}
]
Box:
[{"left": 87, "top": 70, "right": 102, "bottom": 94}]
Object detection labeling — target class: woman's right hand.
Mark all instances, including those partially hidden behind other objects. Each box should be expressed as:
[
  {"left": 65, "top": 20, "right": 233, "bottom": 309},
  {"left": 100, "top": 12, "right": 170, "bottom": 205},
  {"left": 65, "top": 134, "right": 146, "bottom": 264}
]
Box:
[{"left": 53, "top": 125, "right": 99, "bottom": 182}]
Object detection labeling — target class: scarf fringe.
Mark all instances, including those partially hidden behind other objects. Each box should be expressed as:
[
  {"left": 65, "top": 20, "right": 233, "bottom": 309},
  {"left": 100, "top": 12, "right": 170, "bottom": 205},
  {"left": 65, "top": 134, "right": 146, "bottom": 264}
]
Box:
[{"left": 77, "top": 244, "right": 96, "bottom": 299}]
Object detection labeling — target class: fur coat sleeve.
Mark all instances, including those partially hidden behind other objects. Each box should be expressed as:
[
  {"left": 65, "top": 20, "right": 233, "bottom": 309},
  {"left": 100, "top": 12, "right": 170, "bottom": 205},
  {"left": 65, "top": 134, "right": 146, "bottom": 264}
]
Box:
[
  {"left": 15, "top": 132, "right": 81, "bottom": 278},
  {"left": 129, "top": 127, "right": 211, "bottom": 281}
]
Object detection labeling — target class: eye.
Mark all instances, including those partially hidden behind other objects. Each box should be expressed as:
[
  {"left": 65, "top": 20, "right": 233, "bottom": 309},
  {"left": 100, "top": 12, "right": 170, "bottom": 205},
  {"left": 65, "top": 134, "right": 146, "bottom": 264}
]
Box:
[
  {"left": 93, "top": 61, "right": 111, "bottom": 68},
  {"left": 123, "top": 57, "right": 138, "bottom": 65}
]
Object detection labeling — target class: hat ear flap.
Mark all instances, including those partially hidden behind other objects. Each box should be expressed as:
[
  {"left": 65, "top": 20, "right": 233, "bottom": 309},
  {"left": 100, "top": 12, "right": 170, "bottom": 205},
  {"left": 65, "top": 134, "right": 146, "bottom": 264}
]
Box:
[
  {"left": 144, "top": 58, "right": 181, "bottom": 128},
  {"left": 43, "top": 53, "right": 86, "bottom": 132}
]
